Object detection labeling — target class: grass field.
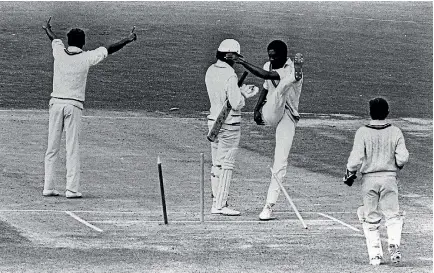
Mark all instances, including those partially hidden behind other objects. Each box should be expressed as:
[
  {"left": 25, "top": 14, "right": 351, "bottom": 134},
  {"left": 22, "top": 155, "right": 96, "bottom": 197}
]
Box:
[{"left": 0, "top": 2, "right": 432, "bottom": 273}]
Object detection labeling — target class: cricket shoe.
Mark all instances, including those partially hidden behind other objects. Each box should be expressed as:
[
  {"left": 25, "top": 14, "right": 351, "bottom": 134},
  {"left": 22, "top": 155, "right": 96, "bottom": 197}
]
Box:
[
  {"left": 211, "top": 206, "right": 241, "bottom": 216},
  {"left": 65, "top": 190, "right": 82, "bottom": 199},
  {"left": 43, "top": 189, "right": 60, "bottom": 197},
  {"left": 370, "top": 255, "right": 383, "bottom": 266},
  {"left": 389, "top": 244, "right": 401, "bottom": 264},
  {"left": 259, "top": 204, "right": 275, "bottom": 221},
  {"left": 294, "top": 53, "right": 304, "bottom": 81}
]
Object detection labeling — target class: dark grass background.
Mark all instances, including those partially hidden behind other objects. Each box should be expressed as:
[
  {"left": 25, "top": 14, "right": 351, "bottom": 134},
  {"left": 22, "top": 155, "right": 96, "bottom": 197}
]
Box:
[
  {"left": 0, "top": 1, "right": 432, "bottom": 118},
  {"left": 0, "top": 1, "right": 432, "bottom": 194}
]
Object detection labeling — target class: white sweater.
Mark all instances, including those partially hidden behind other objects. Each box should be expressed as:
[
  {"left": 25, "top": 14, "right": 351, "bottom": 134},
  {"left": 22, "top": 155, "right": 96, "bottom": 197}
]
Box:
[
  {"left": 347, "top": 120, "right": 409, "bottom": 175},
  {"left": 51, "top": 39, "right": 108, "bottom": 103},
  {"left": 205, "top": 60, "right": 245, "bottom": 126}
]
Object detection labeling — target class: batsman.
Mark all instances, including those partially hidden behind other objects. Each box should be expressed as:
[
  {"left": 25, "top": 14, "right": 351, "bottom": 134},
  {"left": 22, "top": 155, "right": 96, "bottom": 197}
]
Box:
[
  {"left": 205, "top": 39, "right": 258, "bottom": 216},
  {"left": 344, "top": 97, "right": 409, "bottom": 265}
]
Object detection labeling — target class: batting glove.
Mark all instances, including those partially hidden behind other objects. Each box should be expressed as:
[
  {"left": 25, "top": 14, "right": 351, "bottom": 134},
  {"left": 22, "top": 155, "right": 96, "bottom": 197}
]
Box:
[
  {"left": 240, "top": 84, "right": 259, "bottom": 99},
  {"left": 343, "top": 169, "right": 357, "bottom": 187}
]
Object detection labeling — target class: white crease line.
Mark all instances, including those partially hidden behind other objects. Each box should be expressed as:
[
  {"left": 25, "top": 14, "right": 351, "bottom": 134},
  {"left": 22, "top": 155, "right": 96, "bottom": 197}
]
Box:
[
  {"left": 0, "top": 209, "right": 360, "bottom": 214},
  {"left": 82, "top": 115, "right": 174, "bottom": 120},
  {"left": 65, "top": 211, "right": 103, "bottom": 232},
  {"left": 88, "top": 219, "right": 333, "bottom": 224},
  {"left": 317, "top": 212, "right": 360, "bottom": 232},
  {"left": 0, "top": 209, "right": 63, "bottom": 213}
]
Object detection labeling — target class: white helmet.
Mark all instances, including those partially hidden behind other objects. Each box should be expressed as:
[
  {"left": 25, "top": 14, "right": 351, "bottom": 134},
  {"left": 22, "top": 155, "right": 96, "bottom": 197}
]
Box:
[{"left": 218, "top": 39, "right": 242, "bottom": 56}]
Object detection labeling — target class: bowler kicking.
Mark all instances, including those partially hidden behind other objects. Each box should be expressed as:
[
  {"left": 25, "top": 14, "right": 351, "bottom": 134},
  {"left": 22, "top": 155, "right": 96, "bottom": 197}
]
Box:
[
  {"left": 229, "top": 40, "right": 304, "bottom": 220},
  {"left": 344, "top": 97, "right": 409, "bottom": 265},
  {"left": 42, "top": 17, "right": 137, "bottom": 198}
]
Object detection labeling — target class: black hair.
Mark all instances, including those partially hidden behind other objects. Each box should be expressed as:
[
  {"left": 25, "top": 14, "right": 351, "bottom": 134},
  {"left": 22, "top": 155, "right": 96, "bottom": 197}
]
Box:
[
  {"left": 369, "top": 97, "right": 389, "bottom": 120},
  {"left": 267, "top": 40, "right": 287, "bottom": 58},
  {"left": 67, "top": 28, "right": 85, "bottom": 48},
  {"left": 216, "top": 51, "right": 227, "bottom": 62}
]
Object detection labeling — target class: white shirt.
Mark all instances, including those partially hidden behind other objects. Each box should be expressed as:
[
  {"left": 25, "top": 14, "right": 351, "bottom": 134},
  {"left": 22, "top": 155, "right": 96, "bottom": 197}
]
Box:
[
  {"left": 346, "top": 120, "right": 409, "bottom": 175},
  {"left": 205, "top": 60, "right": 245, "bottom": 125},
  {"left": 263, "top": 59, "right": 303, "bottom": 120},
  {"left": 50, "top": 39, "right": 108, "bottom": 105}
]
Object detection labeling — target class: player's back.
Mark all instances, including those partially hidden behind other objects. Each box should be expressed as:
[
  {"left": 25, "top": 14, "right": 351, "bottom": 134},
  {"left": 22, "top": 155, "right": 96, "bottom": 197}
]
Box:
[
  {"left": 358, "top": 124, "right": 408, "bottom": 174},
  {"left": 50, "top": 39, "right": 107, "bottom": 102}
]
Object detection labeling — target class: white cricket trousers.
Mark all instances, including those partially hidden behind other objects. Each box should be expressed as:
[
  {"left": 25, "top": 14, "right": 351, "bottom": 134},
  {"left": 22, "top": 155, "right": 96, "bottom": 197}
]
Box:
[
  {"left": 261, "top": 82, "right": 298, "bottom": 205},
  {"left": 362, "top": 173, "right": 400, "bottom": 222},
  {"left": 44, "top": 103, "right": 82, "bottom": 193},
  {"left": 264, "top": 110, "right": 296, "bottom": 205},
  {"left": 208, "top": 124, "right": 241, "bottom": 206},
  {"left": 362, "top": 173, "right": 403, "bottom": 246}
]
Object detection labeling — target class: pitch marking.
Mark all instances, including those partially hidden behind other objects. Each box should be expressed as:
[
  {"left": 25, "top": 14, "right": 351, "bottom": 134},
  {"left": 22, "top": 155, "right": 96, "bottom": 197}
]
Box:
[
  {"left": 317, "top": 212, "right": 360, "bottom": 232},
  {"left": 88, "top": 219, "right": 333, "bottom": 225},
  {"left": 0, "top": 209, "right": 362, "bottom": 214},
  {"left": 65, "top": 211, "right": 103, "bottom": 232}
]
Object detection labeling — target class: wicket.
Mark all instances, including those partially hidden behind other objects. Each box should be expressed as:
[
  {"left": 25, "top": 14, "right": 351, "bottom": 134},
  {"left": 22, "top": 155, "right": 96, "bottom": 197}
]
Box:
[
  {"left": 200, "top": 153, "right": 205, "bottom": 222},
  {"left": 157, "top": 156, "right": 168, "bottom": 225},
  {"left": 270, "top": 168, "right": 308, "bottom": 229}
]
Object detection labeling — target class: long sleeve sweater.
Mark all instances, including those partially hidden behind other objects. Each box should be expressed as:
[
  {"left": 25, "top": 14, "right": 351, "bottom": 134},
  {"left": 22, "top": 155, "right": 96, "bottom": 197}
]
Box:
[
  {"left": 205, "top": 60, "right": 245, "bottom": 125},
  {"left": 51, "top": 39, "right": 108, "bottom": 103},
  {"left": 346, "top": 120, "right": 409, "bottom": 175}
]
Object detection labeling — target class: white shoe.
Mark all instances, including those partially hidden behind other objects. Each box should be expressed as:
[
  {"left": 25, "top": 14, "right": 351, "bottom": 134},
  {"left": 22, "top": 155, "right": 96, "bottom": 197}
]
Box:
[
  {"left": 389, "top": 244, "right": 401, "bottom": 264},
  {"left": 43, "top": 189, "right": 60, "bottom": 197},
  {"left": 211, "top": 206, "right": 240, "bottom": 216},
  {"left": 66, "top": 191, "right": 82, "bottom": 198},
  {"left": 259, "top": 204, "right": 274, "bottom": 221},
  {"left": 369, "top": 256, "right": 382, "bottom": 266}
]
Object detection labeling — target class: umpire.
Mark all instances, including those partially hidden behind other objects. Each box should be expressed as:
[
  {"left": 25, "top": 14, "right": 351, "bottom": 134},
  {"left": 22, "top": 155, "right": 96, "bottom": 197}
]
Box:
[{"left": 42, "top": 17, "right": 137, "bottom": 198}]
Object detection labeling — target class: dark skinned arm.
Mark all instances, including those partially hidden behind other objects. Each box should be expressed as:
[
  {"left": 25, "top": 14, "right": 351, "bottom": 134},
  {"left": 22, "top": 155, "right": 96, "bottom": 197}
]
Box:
[
  {"left": 253, "top": 87, "right": 268, "bottom": 125},
  {"left": 227, "top": 55, "right": 281, "bottom": 80},
  {"left": 107, "top": 27, "right": 137, "bottom": 55},
  {"left": 42, "top": 17, "right": 57, "bottom": 41},
  {"left": 254, "top": 87, "right": 268, "bottom": 112},
  {"left": 238, "top": 59, "right": 280, "bottom": 80}
]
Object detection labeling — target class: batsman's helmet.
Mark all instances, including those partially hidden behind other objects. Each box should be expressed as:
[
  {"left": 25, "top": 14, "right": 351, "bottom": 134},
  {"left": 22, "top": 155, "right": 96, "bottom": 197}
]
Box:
[{"left": 218, "top": 39, "right": 242, "bottom": 57}]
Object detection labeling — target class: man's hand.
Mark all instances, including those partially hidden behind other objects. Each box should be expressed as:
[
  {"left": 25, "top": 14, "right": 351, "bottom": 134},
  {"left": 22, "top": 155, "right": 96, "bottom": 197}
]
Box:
[
  {"left": 128, "top": 26, "right": 137, "bottom": 42},
  {"left": 343, "top": 169, "right": 357, "bottom": 187},
  {"left": 225, "top": 53, "right": 245, "bottom": 64},
  {"left": 254, "top": 109, "right": 265, "bottom": 125},
  {"left": 42, "top": 17, "right": 57, "bottom": 41},
  {"left": 240, "top": 84, "right": 259, "bottom": 99},
  {"left": 42, "top": 16, "right": 52, "bottom": 30},
  {"left": 107, "top": 26, "right": 137, "bottom": 55}
]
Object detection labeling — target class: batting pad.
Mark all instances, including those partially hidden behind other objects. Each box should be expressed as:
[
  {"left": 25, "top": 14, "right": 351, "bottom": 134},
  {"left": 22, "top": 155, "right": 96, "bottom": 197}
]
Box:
[
  {"left": 362, "top": 222, "right": 383, "bottom": 260},
  {"left": 356, "top": 206, "right": 365, "bottom": 223},
  {"left": 211, "top": 174, "right": 219, "bottom": 199},
  {"left": 215, "top": 148, "right": 237, "bottom": 209},
  {"left": 386, "top": 216, "right": 404, "bottom": 246}
]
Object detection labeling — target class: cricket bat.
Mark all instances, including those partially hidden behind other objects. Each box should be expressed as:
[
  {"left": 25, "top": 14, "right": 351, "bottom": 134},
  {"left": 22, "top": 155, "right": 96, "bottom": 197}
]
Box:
[{"left": 207, "top": 71, "right": 248, "bottom": 142}]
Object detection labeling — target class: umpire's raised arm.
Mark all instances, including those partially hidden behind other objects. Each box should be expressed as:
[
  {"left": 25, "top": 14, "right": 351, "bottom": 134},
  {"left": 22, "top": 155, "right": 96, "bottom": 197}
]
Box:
[
  {"left": 42, "top": 17, "right": 58, "bottom": 41},
  {"left": 107, "top": 26, "right": 137, "bottom": 55}
]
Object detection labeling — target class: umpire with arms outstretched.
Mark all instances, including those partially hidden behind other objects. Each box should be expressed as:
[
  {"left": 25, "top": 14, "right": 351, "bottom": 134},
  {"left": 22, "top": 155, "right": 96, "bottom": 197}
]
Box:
[{"left": 42, "top": 17, "right": 137, "bottom": 198}]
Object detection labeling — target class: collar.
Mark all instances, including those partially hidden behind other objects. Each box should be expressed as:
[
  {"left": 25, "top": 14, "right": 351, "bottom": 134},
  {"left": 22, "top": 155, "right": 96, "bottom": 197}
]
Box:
[
  {"left": 366, "top": 120, "right": 391, "bottom": 130},
  {"left": 214, "top": 60, "right": 232, "bottom": 69},
  {"left": 369, "top": 120, "right": 388, "bottom": 126},
  {"left": 65, "top": 46, "right": 83, "bottom": 56},
  {"left": 67, "top": 46, "right": 83, "bottom": 53},
  {"left": 284, "top": 58, "right": 292, "bottom": 67}
]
